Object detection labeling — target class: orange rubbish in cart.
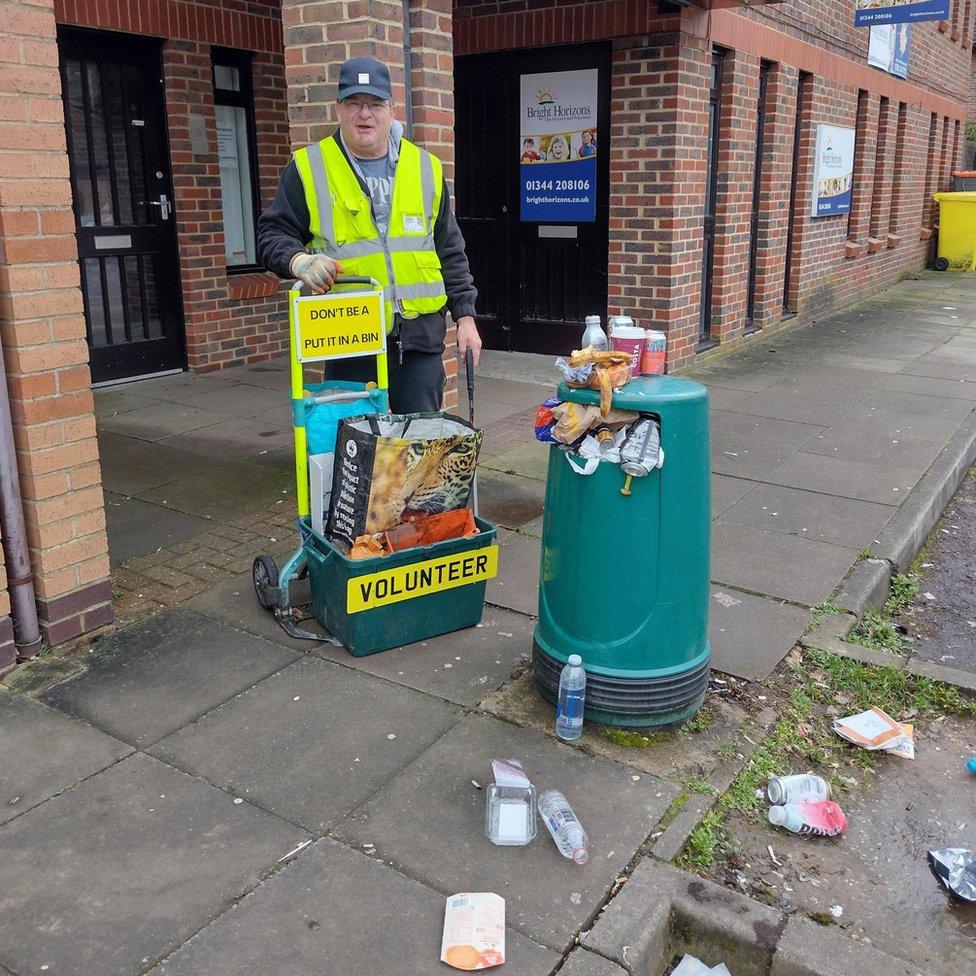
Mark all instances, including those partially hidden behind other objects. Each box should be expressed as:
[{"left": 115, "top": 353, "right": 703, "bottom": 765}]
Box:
[{"left": 440, "top": 892, "right": 506, "bottom": 971}]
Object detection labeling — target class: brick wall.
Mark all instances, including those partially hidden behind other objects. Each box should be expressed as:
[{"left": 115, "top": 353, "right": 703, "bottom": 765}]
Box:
[
  {"left": 455, "top": 0, "right": 969, "bottom": 370},
  {"left": 281, "top": 0, "right": 460, "bottom": 409},
  {"left": 970, "top": 46, "right": 976, "bottom": 123},
  {"left": 0, "top": 0, "right": 112, "bottom": 646},
  {"left": 55, "top": 0, "right": 293, "bottom": 372}
]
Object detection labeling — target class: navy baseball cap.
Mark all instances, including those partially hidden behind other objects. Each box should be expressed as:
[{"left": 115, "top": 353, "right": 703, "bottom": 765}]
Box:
[{"left": 337, "top": 57, "right": 392, "bottom": 101}]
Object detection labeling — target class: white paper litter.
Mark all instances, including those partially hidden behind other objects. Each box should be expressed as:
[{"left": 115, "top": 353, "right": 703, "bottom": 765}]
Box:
[{"left": 672, "top": 955, "right": 733, "bottom": 976}]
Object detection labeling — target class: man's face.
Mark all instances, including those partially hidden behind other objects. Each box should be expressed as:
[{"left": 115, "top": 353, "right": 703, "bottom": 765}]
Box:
[{"left": 337, "top": 95, "right": 395, "bottom": 158}]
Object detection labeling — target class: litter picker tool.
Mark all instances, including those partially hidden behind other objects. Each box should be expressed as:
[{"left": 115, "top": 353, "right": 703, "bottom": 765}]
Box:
[{"left": 465, "top": 347, "right": 479, "bottom": 516}]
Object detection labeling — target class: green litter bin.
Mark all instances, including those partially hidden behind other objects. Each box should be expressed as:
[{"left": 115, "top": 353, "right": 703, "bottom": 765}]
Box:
[
  {"left": 533, "top": 376, "right": 710, "bottom": 728},
  {"left": 302, "top": 516, "right": 498, "bottom": 656}
]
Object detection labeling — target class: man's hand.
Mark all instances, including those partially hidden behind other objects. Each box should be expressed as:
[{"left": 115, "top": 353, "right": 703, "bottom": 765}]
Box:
[
  {"left": 456, "top": 316, "right": 482, "bottom": 367},
  {"left": 290, "top": 253, "right": 344, "bottom": 294}
]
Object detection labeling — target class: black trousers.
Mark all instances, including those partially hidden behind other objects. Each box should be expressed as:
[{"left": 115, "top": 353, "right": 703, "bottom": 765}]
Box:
[{"left": 323, "top": 338, "right": 446, "bottom": 414}]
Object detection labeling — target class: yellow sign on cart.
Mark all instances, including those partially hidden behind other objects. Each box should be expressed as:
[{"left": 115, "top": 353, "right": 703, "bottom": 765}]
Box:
[
  {"left": 347, "top": 545, "right": 499, "bottom": 613},
  {"left": 292, "top": 290, "right": 386, "bottom": 363}
]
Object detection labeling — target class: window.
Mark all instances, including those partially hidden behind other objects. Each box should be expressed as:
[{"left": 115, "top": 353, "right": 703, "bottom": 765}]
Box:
[
  {"left": 212, "top": 48, "right": 260, "bottom": 270},
  {"left": 746, "top": 61, "right": 772, "bottom": 330},
  {"left": 870, "top": 97, "right": 890, "bottom": 238}
]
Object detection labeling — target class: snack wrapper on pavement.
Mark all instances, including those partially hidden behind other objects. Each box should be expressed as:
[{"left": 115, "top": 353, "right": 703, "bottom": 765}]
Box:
[
  {"left": 441, "top": 892, "right": 506, "bottom": 970},
  {"left": 327, "top": 412, "right": 482, "bottom": 553},
  {"left": 928, "top": 848, "right": 976, "bottom": 902}
]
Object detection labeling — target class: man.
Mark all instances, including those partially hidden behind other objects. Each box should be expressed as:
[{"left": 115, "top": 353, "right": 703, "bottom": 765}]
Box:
[{"left": 257, "top": 57, "right": 481, "bottom": 413}]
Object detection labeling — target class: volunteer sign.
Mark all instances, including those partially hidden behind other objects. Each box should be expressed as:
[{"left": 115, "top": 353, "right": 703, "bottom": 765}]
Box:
[
  {"left": 519, "top": 68, "right": 599, "bottom": 223},
  {"left": 811, "top": 124, "right": 856, "bottom": 218},
  {"left": 347, "top": 545, "right": 499, "bottom": 613},
  {"left": 854, "top": 0, "right": 948, "bottom": 26},
  {"left": 292, "top": 290, "right": 386, "bottom": 363}
]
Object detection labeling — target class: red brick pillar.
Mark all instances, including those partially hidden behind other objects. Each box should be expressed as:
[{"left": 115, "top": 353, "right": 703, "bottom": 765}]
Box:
[
  {"left": 888, "top": 101, "right": 910, "bottom": 246},
  {"left": 869, "top": 97, "right": 895, "bottom": 247},
  {"left": 847, "top": 92, "right": 879, "bottom": 249},
  {"left": 282, "top": 0, "right": 459, "bottom": 408},
  {"left": 750, "top": 62, "right": 798, "bottom": 329},
  {"left": 0, "top": 0, "right": 113, "bottom": 646},
  {"left": 608, "top": 32, "right": 710, "bottom": 372},
  {"left": 710, "top": 51, "right": 759, "bottom": 342}
]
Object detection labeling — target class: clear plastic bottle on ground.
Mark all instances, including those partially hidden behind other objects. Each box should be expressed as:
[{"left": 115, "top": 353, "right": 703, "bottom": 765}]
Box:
[
  {"left": 538, "top": 789, "right": 589, "bottom": 864},
  {"left": 555, "top": 654, "right": 586, "bottom": 741},
  {"left": 581, "top": 315, "right": 609, "bottom": 352}
]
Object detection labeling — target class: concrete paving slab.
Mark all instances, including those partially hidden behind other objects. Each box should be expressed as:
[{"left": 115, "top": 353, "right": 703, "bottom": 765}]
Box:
[
  {"left": 728, "top": 368, "right": 881, "bottom": 426},
  {"left": 481, "top": 670, "right": 753, "bottom": 781},
  {"left": 97, "top": 430, "right": 231, "bottom": 496},
  {"left": 480, "top": 441, "right": 550, "bottom": 482},
  {"left": 136, "top": 459, "right": 290, "bottom": 521},
  {"left": 150, "top": 838, "right": 561, "bottom": 976},
  {"left": 122, "top": 370, "right": 243, "bottom": 400},
  {"left": 104, "top": 491, "right": 210, "bottom": 566},
  {"left": 711, "top": 474, "right": 758, "bottom": 519},
  {"left": 185, "top": 575, "right": 535, "bottom": 707},
  {"left": 487, "top": 528, "right": 540, "bottom": 616},
  {"left": 336, "top": 713, "right": 677, "bottom": 951},
  {"left": 93, "top": 388, "right": 161, "bottom": 418},
  {"left": 765, "top": 450, "right": 926, "bottom": 504},
  {"left": 470, "top": 396, "right": 530, "bottom": 426},
  {"left": 0, "top": 690, "right": 132, "bottom": 825},
  {"left": 900, "top": 355, "right": 976, "bottom": 381},
  {"left": 474, "top": 376, "right": 550, "bottom": 408},
  {"left": 558, "top": 948, "right": 629, "bottom": 976},
  {"left": 0, "top": 753, "right": 304, "bottom": 976},
  {"left": 156, "top": 416, "right": 294, "bottom": 461},
  {"left": 711, "top": 522, "right": 857, "bottom": 606},
  {"left": 881, "top": 372, "right": 976, "bottom": 400},
  {"left": 820, "top": 352, "right": 907, "bottom": 373},
  {"left": 225, "top": 361, "right": 290, "bottom": 389},
  {"left": 98, "top": 400, "right": 230, "bottom": 441},
  {"left": 708, "top": 586, "right": 810, "bottom": 680},
  {"left": 478, "top": 349, "right": 559, "bottom": 387},
  {"left": 702, "top": 383, "right": 758, "bottom": 412},
  {"left": 687, "top": 363, "right": 787, "bottom": 393},
  {"left": 476, "top": 470, "right": 547, "bottom": 529},
  {"left": 164, "top": 383, "right": 285, "bottom": 415},
  {"left": 801, "top": 422, "right": 950, "bottom": 470},
  {"left": 711, "top": 413, "right": 825, "bottom": 481},
  {"left": 715, "top": 482, "right": 896, "bottom": 549},
  {"left": 860, "top": 388, "right": 976, "bottom": 422},
  {"left": 41, "top": 609, "right": 299, "bottom": 748},
  {"left": 151, "top": 656, "right": 459, "bottom": 831}
]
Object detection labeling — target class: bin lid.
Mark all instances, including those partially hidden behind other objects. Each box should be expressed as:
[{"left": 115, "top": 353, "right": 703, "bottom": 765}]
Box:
[
  {"left": 558, "top": 374, "right": 707, "bottom": 412},
  {"left": 933, "top": 191, "right": 976, "bottom": 202}
]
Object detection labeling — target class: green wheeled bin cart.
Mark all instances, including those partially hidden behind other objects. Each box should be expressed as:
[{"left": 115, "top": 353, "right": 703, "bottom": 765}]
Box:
[{"left": 533, "top": 375, "right": 710, "bottom": 728}]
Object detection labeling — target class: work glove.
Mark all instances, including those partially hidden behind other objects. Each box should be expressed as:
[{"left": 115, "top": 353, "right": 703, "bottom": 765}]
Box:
[{"left": 290, "top": 253, "right": 344, "bottom": 294}]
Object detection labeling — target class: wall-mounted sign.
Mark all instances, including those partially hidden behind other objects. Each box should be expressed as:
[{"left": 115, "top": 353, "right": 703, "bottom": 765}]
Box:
[
  {"left": 519, "top": 68, "right": 598, "bottom": 223},
  {"left": 868, "top": 23, "right": 911, "bottom": 78},
  {"left": 811, "top": 124, "right": 856, "bottom": 218},
  {"left": 854, "top": 0, "right": 948, "bottom": 27}
]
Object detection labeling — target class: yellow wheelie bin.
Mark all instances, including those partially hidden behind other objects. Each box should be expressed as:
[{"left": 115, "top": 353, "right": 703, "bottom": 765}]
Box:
[{"left": 933, "top": 191, "right": 976, "bottom": 271}]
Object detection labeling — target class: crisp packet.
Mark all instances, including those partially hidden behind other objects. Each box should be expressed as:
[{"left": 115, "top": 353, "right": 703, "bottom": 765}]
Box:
[
  {"left": 928, "top": 849, "right": 976, "bottom": 902},
  {"left": 534, "top": 396, "right": 561, "bottom": 444},
  {"left": 441, "top": 892, "right": 506, "bottom": 971}
]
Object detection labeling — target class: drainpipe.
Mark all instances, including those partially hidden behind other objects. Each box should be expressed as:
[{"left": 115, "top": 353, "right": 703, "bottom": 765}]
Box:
[
  {"left": 400, "top": 0, "right": 414, "bottom": 140},
  {"left": 0, "top": 342, "right": 42, "bottom": 658}
]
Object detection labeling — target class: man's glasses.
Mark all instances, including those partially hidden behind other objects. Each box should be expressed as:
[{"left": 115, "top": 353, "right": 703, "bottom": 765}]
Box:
[{"left": 341, "top": 99, "right": 391, "bottom": 117}]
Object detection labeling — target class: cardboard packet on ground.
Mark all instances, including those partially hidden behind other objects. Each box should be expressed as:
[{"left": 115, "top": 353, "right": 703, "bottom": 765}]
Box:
[
  {"left": 441, "top": 893, "right": 505, "bottom": 970},
  {"left": 833, "top": 707, "right": 907, "bottom": 751}
]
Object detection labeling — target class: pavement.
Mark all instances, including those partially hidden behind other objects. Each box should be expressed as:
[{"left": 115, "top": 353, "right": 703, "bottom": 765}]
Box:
[{"left": 2, "top": 270, "right": 976, "bottom": 975}]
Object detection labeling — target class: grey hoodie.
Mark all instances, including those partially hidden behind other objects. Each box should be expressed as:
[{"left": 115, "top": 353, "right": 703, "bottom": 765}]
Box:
[{"left": 256, "top": 121, "right": 478, "bottom": 356}]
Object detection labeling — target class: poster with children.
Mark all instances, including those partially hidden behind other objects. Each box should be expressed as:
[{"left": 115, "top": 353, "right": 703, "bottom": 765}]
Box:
[
  {"left": 811, "top": 124, "right": 856, "bottom": 217},
  {"left": 519, "top": 68, "right": 598, "bottom": 222}
]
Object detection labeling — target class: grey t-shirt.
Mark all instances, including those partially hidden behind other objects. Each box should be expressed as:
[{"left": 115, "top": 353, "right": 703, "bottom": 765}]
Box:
[{"left": 355, "top": 154, "right": 395, "bottom": 235}]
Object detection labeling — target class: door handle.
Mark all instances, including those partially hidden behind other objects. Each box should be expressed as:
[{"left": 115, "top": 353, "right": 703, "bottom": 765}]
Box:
[{"left": 146, "top": 194, "right": 171, "bottom": 220}]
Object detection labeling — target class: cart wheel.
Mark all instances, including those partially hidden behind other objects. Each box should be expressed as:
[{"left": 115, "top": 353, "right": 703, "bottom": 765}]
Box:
[
  {"left": 252, "top": 555, "right": 279, "bottom": 611},
  {"left": 934, "top": 256, "right": 950, "bottom": 272}
]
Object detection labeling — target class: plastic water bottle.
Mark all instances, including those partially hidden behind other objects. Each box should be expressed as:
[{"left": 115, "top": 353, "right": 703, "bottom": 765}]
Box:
[
  {"left": 581, "top": 315, "right": 608, "bottom": 352},
  {"left": 556, "top": 654, "right": 586, "bottom": 741},
  {"left": 538, "top": 789, "right": 589, "bottom": 865}
]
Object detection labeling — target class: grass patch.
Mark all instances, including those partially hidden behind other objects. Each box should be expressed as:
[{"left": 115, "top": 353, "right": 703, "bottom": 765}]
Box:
[
  {"left": 887, "top": 572, "right": 918, "bottom": 612},
  {"left": 858, "top": 547, "right": 873, "bottom": 560},
  {"left": 676, "top": 809, "right": 729, "bottom": 872},
  {"left": 807, "top": 600, "right": 841, "bottom": 631},
  {"left": 658, "top": 775, "right": 718, "bottom": 832},
  {"left": 845, "top": 573, "right": 919, "bottom": 653},
  {"left": 599, "top": 727, "right": 666, "bottom": 749}
]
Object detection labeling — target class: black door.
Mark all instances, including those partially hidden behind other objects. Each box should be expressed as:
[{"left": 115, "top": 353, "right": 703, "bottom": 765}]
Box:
[
  {"left": 59, "top": 27, "right": 185, "bottom": 383},
  {"left": 455, "top": 45, "right": 610, "bottom": 355}
]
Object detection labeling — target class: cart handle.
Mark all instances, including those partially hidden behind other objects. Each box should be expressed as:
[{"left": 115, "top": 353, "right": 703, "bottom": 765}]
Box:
[{"left": 290, "top": 275, "right": 380, "bottom": 293}]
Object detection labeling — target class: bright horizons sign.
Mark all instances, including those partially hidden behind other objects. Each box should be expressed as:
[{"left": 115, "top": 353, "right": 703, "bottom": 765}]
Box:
[{"left": 525, "top": 103, "right": 593, "bottom": 122}]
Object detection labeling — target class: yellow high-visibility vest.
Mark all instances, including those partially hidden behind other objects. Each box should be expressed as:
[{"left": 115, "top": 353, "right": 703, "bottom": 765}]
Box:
[{"left": 293, "top": 135, "right": 446, "bottom": 329}]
